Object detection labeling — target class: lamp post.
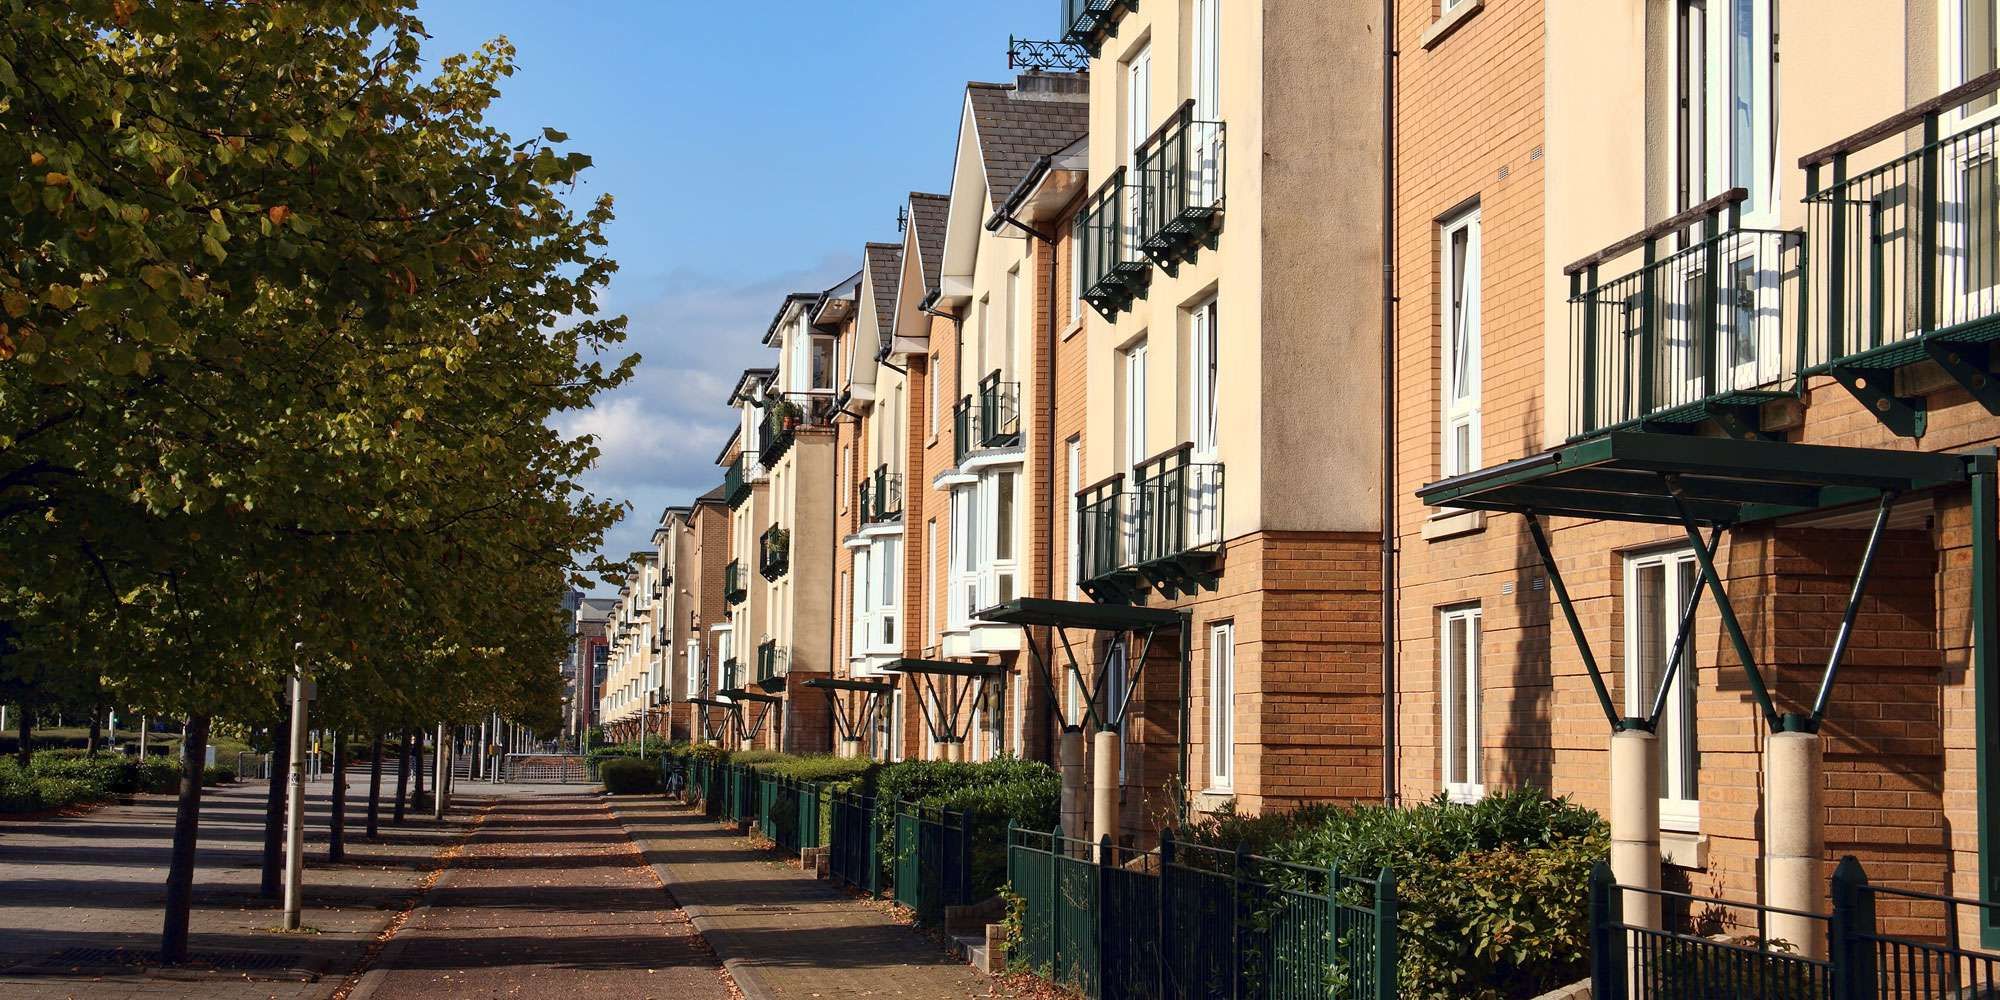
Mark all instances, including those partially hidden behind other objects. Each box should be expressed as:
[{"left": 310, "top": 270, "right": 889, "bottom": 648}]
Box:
[{"left": 281, "top": 650, "right": 312, "bottom": 932}]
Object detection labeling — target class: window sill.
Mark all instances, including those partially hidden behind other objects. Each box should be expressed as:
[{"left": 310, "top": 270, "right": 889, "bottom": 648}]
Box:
[
  {"left": 1422, "top": 509, "right": 1486, "bottom": 542},
  {"left": 1061, "top": 317, "right": 1085, "bottom": 342},
  {"left": 1418, "top": 0, "right": 1483, "bottom": 50},
  {"left": 1661, "top": 829, "right": 1708, "bottom": 869}
]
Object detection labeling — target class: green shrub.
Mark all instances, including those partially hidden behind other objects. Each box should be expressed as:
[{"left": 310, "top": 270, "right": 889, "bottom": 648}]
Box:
[
  {"left": 874, "top": 756, "right": 1061, "bottom": 902},
  {"left": 599, "top": 756, "right": 662, "bottom": 794},
  {"left": 746, "top": 753, "right": 875, "bottom": 786},
  {"left": 586, "top": 741, "right": 652, "bottom": 763},
  {"left": 136, "top": 758, "right": 181, "bottom": 793},
  {"left": 202, "top": 766, "right": 235, "bottom": 786},
  {"left": 1184, "top": 787, "right": 1606, "bottom": 1000},
  {"left": 31, "top": 776, "right": 102, "bottom": 810}
]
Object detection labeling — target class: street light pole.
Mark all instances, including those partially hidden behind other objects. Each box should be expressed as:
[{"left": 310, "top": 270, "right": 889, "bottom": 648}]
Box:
[{"left": 281, "top": 662, "right": 311, "bottom": 931}]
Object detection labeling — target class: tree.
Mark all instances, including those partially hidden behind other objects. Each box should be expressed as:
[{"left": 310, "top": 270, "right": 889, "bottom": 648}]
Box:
[{"left": 1, "top": 0, "right": 631, "bottom": 961}]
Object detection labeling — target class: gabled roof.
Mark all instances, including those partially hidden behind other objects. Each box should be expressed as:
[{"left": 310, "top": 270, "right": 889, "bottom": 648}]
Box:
[
  {"left": 811, "top": 271, "right": 862, "bottom": 330},
  {"left": 728, "top": 367, "right": 775, "bottom": 406},
  {"left": 862, "top": 243, "right": 902, "bottom": 344},
  {"left": 693, "top": 484, "right": 728, "bottom": 506},
  {"left": 964, "top": 80, "right": 1090, "bottom": 207},
  {"left": 763, "top": 292, "right": 822, "bottom": 348},
  {"left": 906, "top": 192, "right": 950, "bottom": 296}
]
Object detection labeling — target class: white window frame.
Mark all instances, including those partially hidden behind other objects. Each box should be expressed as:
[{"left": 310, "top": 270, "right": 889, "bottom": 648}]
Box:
[
  {"left": 1441, "top": 208, "right": 1482, "bottom": 478},
  {"left": 1624, "top": 549, "right": 1702, "bottom": 831},
  {"left": 1189, "top": 298, "right": 1219, "bottom": 459},
  {"left": 1066, "top": 438, "right": 1083, "bottom": 599},
  {"left": 874, "top": 535, "right": 901, "bottom": 652},
  {"left": 925, "top": 518, "right": 938, "bottom": 643},
  {"left": 928, "top": 354, "right": 940, "bottom": 438},
  {"left": 1439, "top": 605, "right": 1483, "bottom": 803},
  {"left": 979, "top": 468, "right": 1020, "bottom": 611},
  {"left": 1122, "top": 341, "right": 1148, "bottom": 471},
  {"left": 1011, "top": 667, "right": 1027, "bottom": 755},
  {"left": 808, "top": 334, "right": 836, "bottom": 391},
  {"left": 1207, "top": 622, "right": 1234, "bottom": 791}
]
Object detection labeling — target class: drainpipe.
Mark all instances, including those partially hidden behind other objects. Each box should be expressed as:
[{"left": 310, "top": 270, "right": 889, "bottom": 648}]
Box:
[{"left": 1379, "top": 0, "right": 1400, "bottom": 806}]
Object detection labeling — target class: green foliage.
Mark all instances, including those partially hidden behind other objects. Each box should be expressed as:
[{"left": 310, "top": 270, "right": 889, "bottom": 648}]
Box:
[
  {"left": 598, "top": 756, "right": 661, "bottom": 795},
  {"left": 747, "top": 754, "right": 875, "bottom": 788},
  {"left": 586, "top": 741, "right": 656, "bottom": 763},
  {"left": 201, "top": 766, "right": 234, "bottom": 786},
  {"left": 873, "top": 756, "right": 1060, "bottom": 902},
  {"left": 0, "top": 755, "right": 117, "bottom": 812},
  {"left": 1185, "top": 787, "right": 1607, "bottom": 1000}
]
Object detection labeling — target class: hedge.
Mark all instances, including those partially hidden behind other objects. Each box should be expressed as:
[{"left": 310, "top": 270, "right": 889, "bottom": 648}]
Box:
[
  {"left": 600, "top": 756, "right": 662, "bottom": 794},
  {"left": 1185, "top": 787, "right": 1607, "bottom": 1000}
]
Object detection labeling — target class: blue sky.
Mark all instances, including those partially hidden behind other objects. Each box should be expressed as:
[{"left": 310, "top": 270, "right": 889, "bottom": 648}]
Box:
[{"left": 414, "top": 0, "right": 1039, "bottom": 590}]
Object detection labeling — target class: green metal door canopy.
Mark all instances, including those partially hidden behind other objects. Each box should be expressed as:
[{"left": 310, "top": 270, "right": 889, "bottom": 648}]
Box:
[
  {"left": 977, "top": 598, "right": 1186, "bottom": 735},
  {"left": 801, "top": 678, "right": 894, "bottom": 744},
  {"left": 1418, "top": 431, "right": 1973, "bottom": 736},
  {"left": 882, "top": 658, "right": 1002, "bottom": 745}
]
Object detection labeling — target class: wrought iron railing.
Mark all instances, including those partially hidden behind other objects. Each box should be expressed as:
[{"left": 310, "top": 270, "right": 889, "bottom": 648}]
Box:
[
  {"left": 1566, "top": 202, "right": 1805, "bottom": 439},
  {"left": 758, "top": 525, "right": 789, "bottom": 581},
  {"left": 759, "top": 391, "right": 835, "bottom": 466},
  {"left": 859, "top": 464, "right": 903, "bottom": 524},
  {"left": 755, "top": 639, "right": 784, "bottom": 686},
  {"left": 977, "top": 371, "right": 1021, "bottom": 449},
  {"left": 1061, "top": 0, "right": 1138, "bottom": 56},
  {"left": 721, "top": 656, "right": 739, "bottom": 691},
  {"left": 952, "top": 394, "right": 975, "bottom": 466},
  {"left": 1075, "top": 169, "right": 1151, "bottom": 319},
  {"left": 1131, "top": 443, "right": 1225, "bottom": 568},
  {"left": 1009, "top": 35, "right": 1087, "bottom": 73},
  {"left": 1802, "top": 70, "right": 2000, "bottom": 423},
  {"left": 723, "top": 454, "right": 750, "bottom": 509},
  {"left": 1134, "top": 100, "right": 1226, "bottom": 273},
  {"left": 723, "top": 559, "right": 746, "bottom": 605},
  {"left": 1076, "top": 474, "right": 1140, "bottom": 603}
]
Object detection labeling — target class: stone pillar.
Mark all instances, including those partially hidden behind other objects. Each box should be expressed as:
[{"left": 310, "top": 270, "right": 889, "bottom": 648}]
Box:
[
  {"left": 1609, "top": 729, "right": 1661, "bottom": 932},
  {"left": 1767, "top": 730, "right": 1825, "bottom": 959},
  {"left": 1059, "top": 727, "right": 1085, "bottom": 837},
  {"left": 1092, "top": 729, "right": 1119, "bottom": 847}
]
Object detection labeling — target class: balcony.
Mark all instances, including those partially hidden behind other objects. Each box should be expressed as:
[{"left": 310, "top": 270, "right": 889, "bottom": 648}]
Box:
[
  {"left": 1130, "top": 444, "right": 1225, "bottom": 597},
  {"left": 859, "top": 465, "right": 903, "bottom": 524},
  {"left": 1800, "top": 69, "right": 2000, "bottom": 437},
  {"left": 1134, "top": 101, "right": 1226, "bottom": 274},
  {"left": 758, "top": 525, "right": 789, "bottom": 581},
  {"left": 950, "top": 376, "right": 1019, "bottom": 466},
  {"left": 723, "top": 455, "right": 751, "bottom": 509},
  {"left": 724, "top": 559, "right": 747, "bottom": 605},
  {"left": 721, "top": 657, "right": 739, "bottom": 692},
  {"left": 758, "top": 391, "right": 836, "bottom": 467},
  {"left": 1074, "top": 169, "right": 1151, "bottom": 319},
  {"left": 754, "top": 639, "right": 785, "bottom": 692},
  {"left": 1566, "top": 190, "right": 1804, "bottom": 440},
  {"left": 1060, "top": 0, "right": 1137, "bottom": 57},
  {"left": 1076, "top": 474, "right": 1145, "bottom": 605}
]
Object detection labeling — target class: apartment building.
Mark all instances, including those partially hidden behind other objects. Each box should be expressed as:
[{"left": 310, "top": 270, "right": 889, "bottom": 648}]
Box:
[
  {"left": 566, "top": 597, "right": 614, "bottom": 739},
  {"left": 598, "top": 552, "right": 659, "bottom": 742},
  {"left": 1399, "top": 0, "right": 2000, "bottom": 952},
  {"left": 1036, "top": 0, "right": 1386, "bottom": 841}
]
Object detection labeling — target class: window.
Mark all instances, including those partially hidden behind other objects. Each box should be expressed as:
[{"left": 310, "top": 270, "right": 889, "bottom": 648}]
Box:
[
  {"left": 1626, "top": 550, "right": 1701, "bottom": 830},
  {"left": 852, "top": 554, "right": 869, "bottom": 653},
  {"left": 928, "top": 355, "right": 940, "bottom": 437},
  {"left": 1441, "top": 209, "right": 1482, "bottom": 477},
  {"left": 925, "top": 518, "right": 938, "bottom": 643},
  {"left": 875, "top": 536, "right": 901, "bottom": 650},
  {"left": 1961, "top": 1, "right": 1999, "bottom": 114},
  {"left": 1125, "top": 44, "right": 1152, "bottom": 247},
  {"left": 1676, "top": 0, "right": 1773, "bottom": 218},
  {"left": 1121, "top": 341, "right": 1148, "bottom": 470},
  {"left": 1104, "top": 638, "right": 1129, "bottom": 782},
  {"left": 1188, "top": 298, "right": 1219, "bottom": 458},
  {"left": 839, "top": 445, "right": 850, "bottom": 510},
  {"left": 1192, "top": 0, "right": 1220, "bottom": 121},
  {"left": 980, "top": 468, "right": 1019, "bottom": 610},
  {"left": 1066, "top": 438, "right": 1083, "bottom": 598},
  {"left": 1439, "top": 606, "right": 1483, "bottom": 802},
  {"left": 1011, "top": 668, "right": 1027, "bottom": 755},
  {"left": 1004, "top": 267, "right": 1020, "bottom": 377},
  {"left": 1208, "top": 622, "right": 1234, "bottom": 790},
  {"left": 810, "top": 335, "right": 836, "bottom": 391}
]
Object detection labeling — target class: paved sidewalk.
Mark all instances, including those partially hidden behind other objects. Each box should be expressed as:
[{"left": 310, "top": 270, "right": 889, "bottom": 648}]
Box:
[
  {"left": 347, "top": 791, "right": 733, "bottom": 1000},
  {"left": 614, "top": 798, "right": 1015, "bottom": 1000},
  {"left": 0, "top": 772, "right": 467, "bottom": 999}
]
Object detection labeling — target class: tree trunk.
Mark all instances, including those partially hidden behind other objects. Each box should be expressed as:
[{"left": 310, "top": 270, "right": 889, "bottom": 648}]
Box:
[
  {"left": 14, "top": 700, "right": 29, "bottom": 767},
  {"left": 328, "top": 731, "right": 347, "bottom": 863},
  {"left": 411, "top": 730, "right": 425, "bottom": 807},
  {"left": 366, "top": 732, "right": 383, "bottom": 839},
  {"left": 393, "top": 729, "right": 412, "bottom": 824},
  {"left": 160, "top": 713, "right": 210, "bottom": 964},
  {"left": 259, "top": 715, "right": 291, "bottom": 898}
]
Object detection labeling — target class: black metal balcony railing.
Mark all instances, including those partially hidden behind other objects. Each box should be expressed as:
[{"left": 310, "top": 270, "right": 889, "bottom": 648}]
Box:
[
  {"left": 723, "top": 455, "right": 750, "bottom": 509},
  {"left": 952, "top": 395, "right": 975, "bottom": 466},
  {"left": 754, "top": 639, "right": 785, "bottom": 691},
  {"left": 759, "top": 391, "right": 836, "bottom": 467},
  {"left": 759, "top": 525, "right": 789, "bottom": 581},
  {"left": 1061, "top": 0, "right": 1138, "bottom": 57},
  {"left": 859, "top": 465, "right": 903, "bottom": 524},
  {"left": 1134, "top": 100, "right": 1226, "bottom": 275},
  {"left": 1566, "top": 192, "right": 1805, "bottom": 440},
  {"left": 1075, "top": 169, "right": 1152, "bottom": 319},
  {"left": 1131, "top": 443, "right": 1225, "bottom": 598},
  {"left": 721, "top": 657, "right": 739, "bottom": 692},
  {"left": 1008, "top": 35, "right": 1087, "bottom": 73},
  {"left": 977, "top": 371, "right": 1020, "bottom": 449},
  {"left": 1076, "top": 474, "right": 1145, "bottom": 605},
  {"left": 724, "top": 559, "right": 747, "bottom": 605},
  {"left": 1801, "top": 68, "right": 2000, "bottom": 437}
]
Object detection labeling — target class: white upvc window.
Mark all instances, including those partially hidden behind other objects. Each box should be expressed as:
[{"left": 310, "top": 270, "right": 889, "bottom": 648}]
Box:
[
  {"left": 1004, "top": 266, "right": 1021, "bottom": 378},
  {"left": 1104, "top": 638, "right": 1129, "bottom": 782},
  {"left": 1208, "top": 621, "right": 1235, "bottom": 791},
  {"left": 1011, "top": 668, "right": 1027, "bottom": 755},
  {"left": 686, "top": 640, "right": 700, "bottom": 698},
  {"left": 874, "top": 536, "right": 902, "bottom": 651},
  {"left": 928, "top": 354, "right": 940, "bottom": 438},
  {"left": 839, "top": 445, "right": 850, "bottom": 510},
  {"left": 1124, "top": 44, "right": 1152, "bottom": 253},
  {"left": 1066, "top": 438, "right": 1083, "bottom": 599},
  {"left": 848, "top": 565, "right": 864, "bottom": 656},
  {"left": 925, "top": 518, "right": 938, "bottom": 643},
  {"left": 948, "top": 489, "right": 975, "bottom": 630},
  {"left": 1189, "top": 298, "right": 1219, "bottom": 459},
  {"left": 1677, "top": 0, "right": 1775, "bottom": 221},
  {"left": 810, "top": 335, "right": 836, "bottom": 391},
  {"left": 1122, "top": 341, "right": 1148, "bottom": 470},
  {"left": 1625, "top": 549, "right": 1702, "bottom": 831},
  {"left": 978, "top": 468, "right": 1020, "bottom": 611},
  {"left": 1441, "top": 208, "right": 1482, "bottom": 478},
  {"left": 1440, "top": 606, "right": 1484, "bottom": 802}
]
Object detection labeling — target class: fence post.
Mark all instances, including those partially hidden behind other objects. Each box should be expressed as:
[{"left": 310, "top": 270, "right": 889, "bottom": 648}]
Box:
[
  {"left": 1098, "top": 834, "right": 1115, "bottom": 1000},
  {"left": 1829, "top": 855, "right": 1876, "bottom": 1000},
  {"left": 1589, "top": 861, "right": 1624, "bottom": 1000},
  {"left": 1372, "top": 867, "right": 1397, "bottom": 1000},
  {"left": 1051, "top": 823, "right": 1064, "bottom": 984},
  {"left": 1231, "top": 842, "right": 1248, "bottom": 1000},
  {"left": 1158, "top": 827, "right": 1174, "bottom": 999}
]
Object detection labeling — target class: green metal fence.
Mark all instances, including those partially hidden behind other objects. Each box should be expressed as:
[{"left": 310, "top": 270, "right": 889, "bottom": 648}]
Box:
[
  {"left": 1007, "top": 825, "right": 1397, "bottom": 1000},
  {"left": 828, "top": 787, "right": 883, "bottom": 894},
  {"left": 885, "top": 799, "right": 974, "bottom": 927}
]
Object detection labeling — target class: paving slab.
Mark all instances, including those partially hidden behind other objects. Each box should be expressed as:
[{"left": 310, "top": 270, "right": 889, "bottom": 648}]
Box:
[{"left": 613, "top": 798, "right": 1024, "bottom": 1000}]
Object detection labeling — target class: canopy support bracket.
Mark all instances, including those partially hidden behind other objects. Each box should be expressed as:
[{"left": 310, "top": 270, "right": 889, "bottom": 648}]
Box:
[
  {"left": 1664, "top": 474, "right": 1787, "bottom": 731},
  {"left": 1525, "top": 513, "right": 1627, "bottom": 731},
  {"left": 1827, "top": 363, "right": 1928, "bottom": 438},
  {"left": 1807, "top": 490, "right": 1899, "bottom": 729},
  {"left": 1923, "top": 339, "right": 2000, "bottom": 416}
]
